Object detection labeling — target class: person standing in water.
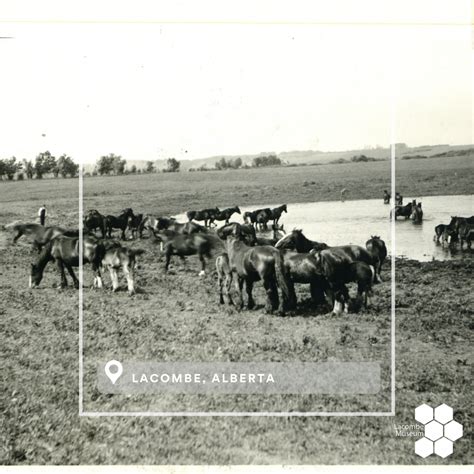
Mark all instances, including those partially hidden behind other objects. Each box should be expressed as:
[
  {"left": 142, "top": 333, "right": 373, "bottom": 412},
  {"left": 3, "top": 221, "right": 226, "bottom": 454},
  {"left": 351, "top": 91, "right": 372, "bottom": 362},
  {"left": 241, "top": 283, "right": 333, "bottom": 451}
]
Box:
[{"left": 38, "top": 204, "right": 47, "bottom": 226}]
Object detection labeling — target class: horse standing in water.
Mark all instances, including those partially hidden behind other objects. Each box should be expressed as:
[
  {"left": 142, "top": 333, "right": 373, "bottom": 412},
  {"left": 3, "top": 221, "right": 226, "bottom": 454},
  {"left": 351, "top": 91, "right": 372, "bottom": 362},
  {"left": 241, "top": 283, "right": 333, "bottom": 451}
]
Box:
[
  {"left": 224, "top": 227, "right": 291, "bottom": 314},
  {"left": 391, "top": 201, "right": 413, "bottom": 220},
  {"left": 410, "top": 202, "right": 423, "bottom": 224},
  {"left": 213, "top": 206, "right": 241, "bottom": 225}
]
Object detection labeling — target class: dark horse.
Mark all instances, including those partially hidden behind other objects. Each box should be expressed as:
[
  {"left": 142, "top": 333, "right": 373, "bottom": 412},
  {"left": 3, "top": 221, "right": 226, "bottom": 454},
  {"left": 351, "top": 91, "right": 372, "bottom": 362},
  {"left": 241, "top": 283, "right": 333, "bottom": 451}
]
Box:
[
  {"left": 391, "top": 201, "right": 413, "bottom": 220},
  {"left": 365, "top": 236, "right": 387, "bottom": 281},
  {"left": 313, "top": 248, "right": 376, "bottom": 314},
  {"left": 410, "top": 202, "right": 423, "bottom": 224},
  {"left": 255, "top": 208, "right": 273, "bottom": 230},
  {"left": 243, "top": 210, "right": 258, "bottom": 227},
  {"left": 155, "top": 216, "right": 208, "bottom": 235},
  {"left": 213, "top": 206, "right": 241, "bottom": 225},
  {"left": 186, "top": 208, "right": 220, "bottom": 227},
  {"left": 156, "top": 229, "right": 223, "bottom": 275},
  {"left": 105, "top": 208, "right": 135, "bottom": 240},
  {"left": 84, "top": 209, "right": 107, "bottom": 238},
  {"left": 270, "top": 204, "right": 287, "bottom": 226},
  {"left": 6, "top": 222, "right": 80, "bottom": 252},
  {"left": 29, "top": 235, "right": 105, "bottom": 289},
  {"left": 127, "top": 213, "right": 144, "bottom": 239},
  {"left": 383, "top": 190, "right": 391, "bottom": 204},
  {"left": 275, "top": 229, "right": 328, "bottom": 253},
  {"left": 224, "top": 228, "right": 291, "bottom": 314}
]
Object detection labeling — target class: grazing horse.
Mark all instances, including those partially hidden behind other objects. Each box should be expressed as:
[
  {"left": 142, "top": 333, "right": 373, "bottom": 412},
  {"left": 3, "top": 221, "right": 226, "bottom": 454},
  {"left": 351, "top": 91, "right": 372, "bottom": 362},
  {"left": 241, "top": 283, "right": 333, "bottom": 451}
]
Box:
[
  {"left": 282, "top": 251, "right": 328, "bottom": 308},
  {"left": 217, "top": 222, "right": 257, "bottom": 246},
  {"left": 313, "top": 248, "right": 376, "bottom": 314},
  {"left": 270, "top": 204, "right": 287, "bottom": 226},
  {"left": 275, "top": 229, "right": 328, "bottom": 253},
  {"left": 186, "top": 208, "right": 220, "bottom": 227},
  {"left": 225, "top": 228, "right": 291, "bottom": 314},
  {"left": 127, "top": 213, "right": 144, "bottom": 239},
  {"left": 5, "top": 222, "right": 80, "bottom": 252},
  {"left": 410, "top": 202, "right": 423, "bottom": 224},
  {"left": 383, "top": 190, "right": 391, "bottom": 204},
  {"left": 84, "top": 209, "right": 107, "bottom": 238},
  {"left": 391, "top": 201, "right": 413, "bottom": 220},
  {"left": 156, "top": 229, "right": 223, "bottom": 275},
  {"left": 213, "top": 206, "right": 241, "bottom": 225},
  {"left": 105, "top": 208, "right": 135, "bottom": 240},
  {"left": 100, "top": 241, "right": 145, "bottom": 295},
  {"left": 365, "top": 236, "right": 387, "bottom": 280},
  {"left": 29, "top": 235, "right": 105, "bottom": 289}
]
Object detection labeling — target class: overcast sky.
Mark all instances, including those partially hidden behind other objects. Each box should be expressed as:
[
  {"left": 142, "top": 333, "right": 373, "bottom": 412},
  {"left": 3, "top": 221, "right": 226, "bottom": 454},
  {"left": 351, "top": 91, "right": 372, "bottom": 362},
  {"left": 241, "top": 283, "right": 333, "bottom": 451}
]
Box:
[{"left": 0, "top": 1, "right": 472, "bottom": 163}]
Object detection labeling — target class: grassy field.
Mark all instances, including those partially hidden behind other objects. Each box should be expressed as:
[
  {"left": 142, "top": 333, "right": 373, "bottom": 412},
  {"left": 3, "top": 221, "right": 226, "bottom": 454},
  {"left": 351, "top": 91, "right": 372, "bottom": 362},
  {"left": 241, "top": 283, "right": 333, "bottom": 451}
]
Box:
[{"left": 1, "top": 156, "right": 473, "bottom": 465}]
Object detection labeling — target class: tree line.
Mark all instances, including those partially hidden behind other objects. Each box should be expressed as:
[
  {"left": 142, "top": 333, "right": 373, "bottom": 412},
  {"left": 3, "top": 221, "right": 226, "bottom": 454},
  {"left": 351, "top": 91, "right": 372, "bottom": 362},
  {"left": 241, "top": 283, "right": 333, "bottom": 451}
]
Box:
[{"left": 0, "top": 151, "right": 79, "bottom": 181}]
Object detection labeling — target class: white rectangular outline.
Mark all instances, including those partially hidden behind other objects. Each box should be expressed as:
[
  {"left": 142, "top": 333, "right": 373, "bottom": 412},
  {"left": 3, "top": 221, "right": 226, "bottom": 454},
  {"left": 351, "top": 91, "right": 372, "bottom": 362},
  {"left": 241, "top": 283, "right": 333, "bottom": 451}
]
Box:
[{"left": 78, "top": 33, "right": 397, "bottom": 418}]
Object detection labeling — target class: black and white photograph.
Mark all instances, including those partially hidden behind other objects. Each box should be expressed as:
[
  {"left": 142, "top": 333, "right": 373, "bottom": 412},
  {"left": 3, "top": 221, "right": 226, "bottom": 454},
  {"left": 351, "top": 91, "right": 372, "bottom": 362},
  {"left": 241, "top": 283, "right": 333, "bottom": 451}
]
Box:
[{"left": 0, "top": 0, "right": 472, "bottom": 470}]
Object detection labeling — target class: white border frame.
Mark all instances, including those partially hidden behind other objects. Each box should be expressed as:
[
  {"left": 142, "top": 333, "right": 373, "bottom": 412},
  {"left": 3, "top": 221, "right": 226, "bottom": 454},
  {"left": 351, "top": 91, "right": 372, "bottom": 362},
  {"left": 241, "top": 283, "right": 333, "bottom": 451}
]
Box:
[{"left": 78, "top": 39, "right": 397, "bottom": 419}]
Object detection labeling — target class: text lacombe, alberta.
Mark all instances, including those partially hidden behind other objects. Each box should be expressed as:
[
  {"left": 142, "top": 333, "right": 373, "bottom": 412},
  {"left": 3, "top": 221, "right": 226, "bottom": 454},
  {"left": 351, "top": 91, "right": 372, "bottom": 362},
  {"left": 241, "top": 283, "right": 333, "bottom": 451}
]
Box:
[
  {"left": 393, "top": 424, "right": 424, "bottom": 437},
  {"left": 132, "top": 372, "right": 275, "bottom": 384}
]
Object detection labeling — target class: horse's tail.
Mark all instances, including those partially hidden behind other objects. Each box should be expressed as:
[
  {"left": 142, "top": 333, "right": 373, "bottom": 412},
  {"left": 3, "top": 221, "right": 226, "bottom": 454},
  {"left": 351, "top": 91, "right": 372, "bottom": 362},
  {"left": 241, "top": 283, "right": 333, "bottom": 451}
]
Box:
[
  {"left": 368, "top": 264, "right": 376, "bottom": 284},
  {"left": 274, "top": 251, "right": 292, "bottom": 310}
]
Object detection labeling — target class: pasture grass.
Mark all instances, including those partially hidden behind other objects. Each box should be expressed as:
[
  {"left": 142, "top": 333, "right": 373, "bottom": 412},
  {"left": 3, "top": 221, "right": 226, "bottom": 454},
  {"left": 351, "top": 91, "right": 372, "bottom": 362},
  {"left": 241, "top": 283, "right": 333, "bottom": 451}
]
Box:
[{"left": 1, "top": 157, "right": 473, "bottom": 464}]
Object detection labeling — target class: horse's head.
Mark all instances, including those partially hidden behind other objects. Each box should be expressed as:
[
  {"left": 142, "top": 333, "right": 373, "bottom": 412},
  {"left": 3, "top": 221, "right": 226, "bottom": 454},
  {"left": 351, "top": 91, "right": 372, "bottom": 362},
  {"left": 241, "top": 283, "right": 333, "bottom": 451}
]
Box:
[
  {"left": 234, "top": 206, "right": 241, "bottom": 214},
  {"left": 29, "top": 263, "right": 43, "bottom": 288},
  {"left": 121, "top": 208, "right": 134, "bottom": 217},
  {"left": 274, "top": 231, "right": 296, "bottom": 250},
  {"left": 282, "top": 204, "right": 287, "bottom": 213}
]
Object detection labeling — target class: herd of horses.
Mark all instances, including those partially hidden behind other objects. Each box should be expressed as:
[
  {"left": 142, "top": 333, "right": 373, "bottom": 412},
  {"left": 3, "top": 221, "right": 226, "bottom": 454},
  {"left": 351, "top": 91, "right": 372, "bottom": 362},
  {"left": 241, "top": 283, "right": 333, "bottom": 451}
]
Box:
[
  {"left": 5, "top": 203, "right": 389, "bottom": 316},
  {"left": 433, "top": 215, "right": 474, "bottom": 248}
]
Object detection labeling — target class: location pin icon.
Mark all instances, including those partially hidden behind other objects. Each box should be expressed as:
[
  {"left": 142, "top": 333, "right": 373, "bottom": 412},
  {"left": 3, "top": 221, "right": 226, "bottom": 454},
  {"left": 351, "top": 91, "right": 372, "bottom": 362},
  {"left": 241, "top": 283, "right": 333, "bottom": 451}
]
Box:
[{"left": 105, "top": 360, "right": 123, "bottom": 385}]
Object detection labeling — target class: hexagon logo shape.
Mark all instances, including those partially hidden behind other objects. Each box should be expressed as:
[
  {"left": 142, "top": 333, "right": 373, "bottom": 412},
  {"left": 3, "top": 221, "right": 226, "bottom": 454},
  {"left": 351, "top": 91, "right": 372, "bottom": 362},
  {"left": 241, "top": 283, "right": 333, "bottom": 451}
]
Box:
[
  {"left": 434, "top": 404, "right": 453, "bottom": 424},
  {"left": 415, "top": 438, "right": 434, "bottom": 458},
  {"left": 424, "top": 420, "right": 444, "bottom": 441},
  {"left": 415, "top": 404, "right": 434, "bottom": 424},
  {"left": 444, "top": 420, "right": 463, "bottom": 441},
  {"left": 434, "top": 438, "right": 453, "bottom": 458}
]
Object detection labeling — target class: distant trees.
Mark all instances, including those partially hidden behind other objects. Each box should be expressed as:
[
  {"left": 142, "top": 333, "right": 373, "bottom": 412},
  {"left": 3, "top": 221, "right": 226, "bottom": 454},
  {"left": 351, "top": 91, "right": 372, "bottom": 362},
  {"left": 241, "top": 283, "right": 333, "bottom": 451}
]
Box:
[
  {"left": 252, "top": 154, "right": 281, "bottom": 168},
  {"left": 96, "top": 153, "right": 127, "bottom": 175},
  {"left": 0, "top": 151, "right": 79, "bottom": 181},
  {"left": 145, "top": 161, "right": 155, "bottom": 173},
  {"left": 215, "top": 157, "right": 243, "bottom": 170},
  {"left": 165, "top": 158, "right": 180, "bottom": 173}
]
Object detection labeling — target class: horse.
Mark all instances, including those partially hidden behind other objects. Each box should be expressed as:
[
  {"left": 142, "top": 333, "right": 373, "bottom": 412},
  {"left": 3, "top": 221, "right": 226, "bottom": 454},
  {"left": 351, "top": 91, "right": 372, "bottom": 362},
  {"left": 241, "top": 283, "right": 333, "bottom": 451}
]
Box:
[
  {"left": 254, "top": 208, "right": 273, "bottom": 230},
  {"left": 217, "top": 222, "right": 257, "bottom": 246},
  {"left": 186, "top": 208, "right": 220, "bottom": 227},
  {"left": 313, "top": 248, "right": 376, "bottom": 314},
  {"left": 224, "top": 228, "right": 291, "bottom": 314},
  {"left": 410, "top": 202, "right": 423, "bottom": 224},
  {"left": 83, "top": 209, "right": 107, "bottom": 238},
  {"left": 391, "top": 201, "right": 413, "bottom": 220},
  {"left": 105, "top": 208, "right": 135, "bottom": 240},
  {"left": 213, "top": 206, "right": 241, "bottom": 225},
  {"left": 275, "top": 229, "right": 328, "bottom": 253},
  {"left": 448, "top": 216, "right": 474, "bottom": 233},
  {"left": 5, "top": 222, "right": 80, "bottom": 252},
  {"left": 155, "top": 229, "right": 223, "bottom": 275},
  {"left": 395, "top": 193, "right": 403, "bottom": 205},
  {"left": 100, "top": 241, "right": 145, "bottom": 295},
  {"left": 383, "top": 190, "right": 391, "bottom": 205},
  {"left": 365, "top": 236, "right": 387, "bottom": 280},
  {"left": 270, "top": 204, "right": 287, "bottom": 225},
  {"left": 282, "top": 250, "right": 328, "bottom": 309},
  {"left": 458, "top": 221, "right": 473, "bottom": 249},
  {"left": 127, "top": 213, "right": 144, "bottom": 239},
  {"left": 434, "top": 224, "right": 449, "bottom": 243},
  {"left": 243, "top": 210, "right": 258, "bottom": 227},
  {"left": 29, "top": 235, "right": 105, "bottom": 289}
]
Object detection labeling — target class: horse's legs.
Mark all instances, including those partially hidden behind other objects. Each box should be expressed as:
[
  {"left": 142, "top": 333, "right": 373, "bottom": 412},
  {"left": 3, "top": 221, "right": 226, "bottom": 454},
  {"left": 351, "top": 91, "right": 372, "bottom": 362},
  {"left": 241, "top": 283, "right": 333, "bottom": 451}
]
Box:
[
  {"left": 287, "top": 280, "right": 297, "bottom": 310},
  {"left": 108, "top": 267, "right": 119, "bottom": 291},
  {"left": 198, "top": 251, "right": 206, "bottom": 276},
  {"left": 245, "top": 278, "right": 255, "bottom": 310},
  {"left": 65, "top": 262, "right": 79, "bottom": 289},
  {"left": 56, "top": 260, "right": 68, "bottom": 288},
  {"left": 309, "top": 281, "right": 325, "bottom": 306},
  {"left": 123, "top": 263, "right": 135, "bottom": 295},
  {"left": 262, "top": 276, "right": 278, "bottom": 313},
  {"left": 232, "top": 272, "right": 244, "bottom": 309},
  {"left": 217, "top": 268, "right": 225, "bottom": 304},
  {"left": 13, "top": 230, "right": 23, "bottom": 244}
]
